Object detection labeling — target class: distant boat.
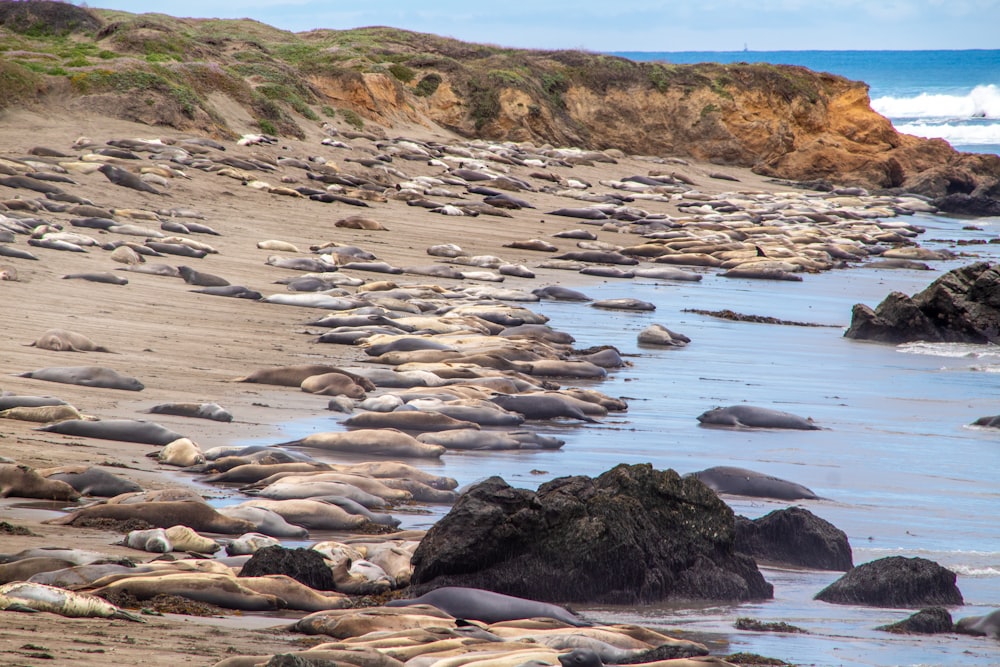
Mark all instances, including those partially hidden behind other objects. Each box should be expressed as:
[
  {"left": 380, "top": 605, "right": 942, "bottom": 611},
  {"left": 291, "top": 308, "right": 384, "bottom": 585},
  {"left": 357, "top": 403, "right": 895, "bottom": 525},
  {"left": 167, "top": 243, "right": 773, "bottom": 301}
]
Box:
[{"left": 743, "top": 43, "right": 749, "bottom": 52}]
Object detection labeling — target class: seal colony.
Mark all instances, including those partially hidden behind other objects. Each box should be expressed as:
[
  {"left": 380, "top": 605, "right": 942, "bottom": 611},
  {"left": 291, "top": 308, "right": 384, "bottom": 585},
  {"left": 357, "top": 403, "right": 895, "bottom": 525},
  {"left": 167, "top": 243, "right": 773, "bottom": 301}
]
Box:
[{"left": 0, "top": 106, "right": 987, "bottom": 666}]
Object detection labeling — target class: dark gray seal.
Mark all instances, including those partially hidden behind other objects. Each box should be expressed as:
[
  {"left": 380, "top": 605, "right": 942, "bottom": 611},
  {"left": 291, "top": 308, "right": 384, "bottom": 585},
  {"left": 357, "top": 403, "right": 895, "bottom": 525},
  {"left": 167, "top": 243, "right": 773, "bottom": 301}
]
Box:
[
  {"left": 490, "top": 394, "right": 598, "bottom": 423},
  {"left": 956, "top": 609, "right": 1000, "bottom": 638},
  {"left": 386, "top": 586, "right": 589, "bottom": 626},
  {"left": 36, "top": 419, "right": 183, "bottom": 446},
  {"left": 39, "top": 465, "right": 143, "bottom": 497},
  {"left": 147, "top": 402, "right": 233, "bottom": 422},
  {"left": 688, "top": 466, "right": 820, "bottom": 501},
  {"left": 697, "top": 405, "right": 820, "bottom": 430},
  {"left": 18, "top": 366, "right": 144, "bottom": 391},
  {"left": 61, "top": 272, "right": 128, "bottom": 285},
  {"left": 178, "top": 265, "right": 230, "bottom": 287},
  {"left": 97, "top": 164, "right": 161, "bottom": 194},
  {"left": 531, "top": 285, "right": 591, "bottom": 301}
]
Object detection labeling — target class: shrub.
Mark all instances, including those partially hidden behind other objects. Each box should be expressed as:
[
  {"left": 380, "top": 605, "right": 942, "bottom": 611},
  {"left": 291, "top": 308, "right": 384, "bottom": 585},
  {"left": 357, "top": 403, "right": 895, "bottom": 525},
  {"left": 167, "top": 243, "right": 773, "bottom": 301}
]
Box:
[
  {"left": 340, "top": 108, "right": 364, "bottom": 129},
  {"left": 414, "top": 73, "right": 441, "bottom": 97},
  {"left": 388, "top": 63, "right": 414, "bottom": 82}
]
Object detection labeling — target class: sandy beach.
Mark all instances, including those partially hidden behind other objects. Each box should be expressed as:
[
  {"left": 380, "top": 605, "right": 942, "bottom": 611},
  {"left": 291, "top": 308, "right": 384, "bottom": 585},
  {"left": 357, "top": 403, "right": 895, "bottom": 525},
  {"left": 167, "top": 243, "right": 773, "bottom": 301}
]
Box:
[{"left": 0, "top": 107, "right": 954, "bottom": 666}]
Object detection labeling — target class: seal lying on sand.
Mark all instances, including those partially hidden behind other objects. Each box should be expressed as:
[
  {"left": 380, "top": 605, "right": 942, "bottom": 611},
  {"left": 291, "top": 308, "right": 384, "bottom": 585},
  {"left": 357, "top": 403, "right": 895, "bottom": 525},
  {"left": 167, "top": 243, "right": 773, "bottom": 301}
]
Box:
[
  {"left": 388, "top": 586, "right": 590, "bottom": 626},
  {"left": 696, "top": 405, "right": 820, "bottom": 430}
]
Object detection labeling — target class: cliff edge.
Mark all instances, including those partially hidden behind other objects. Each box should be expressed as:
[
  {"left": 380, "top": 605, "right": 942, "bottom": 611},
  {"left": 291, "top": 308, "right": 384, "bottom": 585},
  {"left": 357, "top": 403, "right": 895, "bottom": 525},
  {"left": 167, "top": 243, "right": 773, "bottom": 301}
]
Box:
[{"left": 2, "top": 2, "right": 997, "bottom": 203}]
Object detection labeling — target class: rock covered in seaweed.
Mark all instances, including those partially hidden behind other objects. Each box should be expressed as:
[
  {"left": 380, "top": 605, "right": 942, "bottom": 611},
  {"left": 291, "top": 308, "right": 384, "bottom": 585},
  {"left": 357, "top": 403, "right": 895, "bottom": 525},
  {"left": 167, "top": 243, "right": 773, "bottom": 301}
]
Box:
[
  {"left": 815, "top": 556, "right": 963, "bottom": 607},
  {"left": 409, "top": 463, "right": 773, "bottom": 604}
]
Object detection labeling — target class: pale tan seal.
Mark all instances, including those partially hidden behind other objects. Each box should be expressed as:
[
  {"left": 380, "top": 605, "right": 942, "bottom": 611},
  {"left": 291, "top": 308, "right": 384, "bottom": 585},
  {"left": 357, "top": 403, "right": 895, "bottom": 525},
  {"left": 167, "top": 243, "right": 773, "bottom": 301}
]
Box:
[
  {"left": 0, "top": 464, "right": 80, "bottom": 501},
  {"left": 27, "top": 329, "right": 112, "bottom": 353}
]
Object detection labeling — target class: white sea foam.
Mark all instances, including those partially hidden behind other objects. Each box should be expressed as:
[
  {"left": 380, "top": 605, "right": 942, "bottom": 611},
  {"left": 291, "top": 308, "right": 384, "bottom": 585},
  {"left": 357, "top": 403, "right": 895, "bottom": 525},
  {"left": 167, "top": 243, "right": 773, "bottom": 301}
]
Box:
[
  {"left": 893, "top": 121, "right": 1000, "bottom": 146},
  {"left": 952, "top": 565, "right": 1000, "bottom": 577},
  {"left": 872, "top": 84, "right": 1000, "bottom": 119},
  {"left": 896, "top": 341, "right": 1000, "bottom": 359}
]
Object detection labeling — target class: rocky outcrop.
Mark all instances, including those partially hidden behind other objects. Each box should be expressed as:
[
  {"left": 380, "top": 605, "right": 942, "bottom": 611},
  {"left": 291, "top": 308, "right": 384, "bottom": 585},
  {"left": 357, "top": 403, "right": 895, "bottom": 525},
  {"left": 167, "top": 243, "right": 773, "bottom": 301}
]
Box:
[
  {"left": 239, "top": 546, "right": 336, "bottom": 591},
  {"left": 735, "top": 507, "right": 853, "bottom": 571},
  {"left": 845, "top": 262, "right": 1000, "bottom": 344},
  {"left": 815, "top": 556, "right": 963, "bottom": 607},
  {"left": 876, "top": 607, "right": 954, "bottom": 634},
  {"left": 408, "top": 464, "right": 773, "bottom": 604}
]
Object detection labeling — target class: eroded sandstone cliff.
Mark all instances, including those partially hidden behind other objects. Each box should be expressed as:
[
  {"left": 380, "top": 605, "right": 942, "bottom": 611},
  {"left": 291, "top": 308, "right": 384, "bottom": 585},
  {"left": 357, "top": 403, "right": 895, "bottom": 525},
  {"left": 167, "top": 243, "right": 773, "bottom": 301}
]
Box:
[{"left": 2, "top": 4, "right": 997, "bottom": 202}]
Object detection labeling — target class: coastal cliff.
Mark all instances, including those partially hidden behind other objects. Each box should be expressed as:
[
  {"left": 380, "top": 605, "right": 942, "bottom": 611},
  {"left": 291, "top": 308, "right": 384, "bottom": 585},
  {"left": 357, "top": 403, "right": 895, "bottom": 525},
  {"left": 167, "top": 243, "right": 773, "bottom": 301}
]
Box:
[{"left": 2, "top": 2, "right": 997, "bottom": 201}]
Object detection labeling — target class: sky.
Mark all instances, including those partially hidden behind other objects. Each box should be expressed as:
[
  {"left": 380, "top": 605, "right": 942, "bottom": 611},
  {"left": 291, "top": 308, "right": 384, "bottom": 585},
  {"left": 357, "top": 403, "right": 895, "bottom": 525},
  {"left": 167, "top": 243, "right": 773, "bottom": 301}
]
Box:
[{"left": 87, "top": 1, "right": 999, "bottom": 52}]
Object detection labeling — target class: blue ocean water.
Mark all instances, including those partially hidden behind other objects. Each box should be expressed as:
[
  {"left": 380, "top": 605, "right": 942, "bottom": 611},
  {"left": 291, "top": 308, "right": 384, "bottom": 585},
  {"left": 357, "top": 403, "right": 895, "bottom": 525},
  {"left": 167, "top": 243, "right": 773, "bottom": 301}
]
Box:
[{"left": 613, "top": 50, "right": 1000, "bottom": 156}]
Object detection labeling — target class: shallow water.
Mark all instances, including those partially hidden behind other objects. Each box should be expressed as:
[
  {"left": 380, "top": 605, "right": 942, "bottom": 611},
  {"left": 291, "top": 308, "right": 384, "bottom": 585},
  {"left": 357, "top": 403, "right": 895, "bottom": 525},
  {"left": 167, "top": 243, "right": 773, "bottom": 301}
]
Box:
[{"left": 266, "top": 212, "right": 1000, "bottom": 665}]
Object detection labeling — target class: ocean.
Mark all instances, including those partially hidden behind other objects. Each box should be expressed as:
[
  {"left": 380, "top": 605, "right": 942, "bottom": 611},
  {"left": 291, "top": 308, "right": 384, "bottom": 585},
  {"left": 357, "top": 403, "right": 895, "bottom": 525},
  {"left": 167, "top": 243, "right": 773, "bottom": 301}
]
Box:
[
  {"left": 247, "top": 51, "right": 1000, "bottom": 667},
  {"left": 613, "top": 50, "right": 1000, "bottom": 157}
]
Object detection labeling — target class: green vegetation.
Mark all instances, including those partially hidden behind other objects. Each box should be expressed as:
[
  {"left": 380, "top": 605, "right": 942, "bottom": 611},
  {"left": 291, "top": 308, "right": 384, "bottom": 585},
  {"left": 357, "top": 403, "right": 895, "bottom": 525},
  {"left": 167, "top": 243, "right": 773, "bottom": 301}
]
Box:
[
  {"left": 0, "top": 60, "right": 42, "bottom": 108},
  {"left": 339, "top": 108, "right": 364, "bottom": 130},
  {"left": 0, "top": 2, "right": 843, "bottom": 143},
  {"left": 414, "top": 73, "right": 441, "bottom": 97},
  {"left": 388, "top": 63, "right": 415, "bottom": 83},
  {"left": 258, "top": 118, "right": 277, "bottom": 135}
]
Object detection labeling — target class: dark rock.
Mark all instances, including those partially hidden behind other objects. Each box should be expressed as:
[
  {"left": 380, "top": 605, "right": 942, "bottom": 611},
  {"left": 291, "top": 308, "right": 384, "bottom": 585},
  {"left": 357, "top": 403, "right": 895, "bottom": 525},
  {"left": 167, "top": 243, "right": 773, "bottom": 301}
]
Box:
[
  {"left": 845, "top": 262, "right": 1000, "bottom": 344},
  {"left": 876, "top": 607, "right": 954, "bottom": 634},
  {"left": 238, "top": 546, "right": 335, "bottom": 591},
  {"left": 409, "top": 463, "right": 773, "bottom": 604},
  {"left": 735, "top": 507, "right": 853, "bottom": 571},
  {"left": 934, "top": 194, "right": 1000, "bottom": 217},
  {"left": 814, "top": 556, "right": 963, "bottom": 607},
  {"left": 614, "top": 642, "right": 709, "bottom": 663}
]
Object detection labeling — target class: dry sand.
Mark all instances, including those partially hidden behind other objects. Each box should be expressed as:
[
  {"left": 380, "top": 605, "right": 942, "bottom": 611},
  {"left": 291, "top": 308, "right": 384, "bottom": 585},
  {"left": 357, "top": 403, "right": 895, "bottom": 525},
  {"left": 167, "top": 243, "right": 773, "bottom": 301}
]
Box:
[{"left": 0, "top": 108, "right": 790, "bottom": 666}]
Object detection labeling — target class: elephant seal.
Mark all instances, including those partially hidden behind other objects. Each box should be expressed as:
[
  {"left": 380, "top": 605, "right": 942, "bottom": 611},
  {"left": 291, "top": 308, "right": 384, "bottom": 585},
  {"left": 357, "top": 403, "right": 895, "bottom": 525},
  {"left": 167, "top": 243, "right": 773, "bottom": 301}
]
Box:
[
  {"left": 44, "top": 501, "right": 256, "bottom": 534},
  {"left": 147, "top": 402, "right": 233, "bottom": 422},
  {"left": 343, "top": 411, "right": 480, "bottom": 433},
  {"left": 504, "top": 239, "right": 557, "bottom": 252},
  {"left": 123, "top": 527, "right": 172, "bottom": 553},
  {"left": 97, "top": 164, "right": 161, "bottom": 194},
  {"left": 177, "top": 265, "right": 230, "bottom": 287},
  {"left": 0, "top": 404, "right": 84, "bottom": 423},
  {"left": 633, "top": 267, "right": 703, "bottom": 282},
  {"left": 38, "top": 465, "right": 142, "bottom": 497},
  {"left": 531, "top": 285, "right": 591, "bottom": 301},
  {"left": 281, "top": 429, "right": 446, "bottom": 458},
  {"left": 193, "top": 285, "right": 262, "bottom": 300},
  {"left": 955, "top": 609, "right": 1000, "bottom": 638},
  {"left": 28, "top": 329, "right": 112, "bottom": 352},
  {"left": 687, "top": 466, "right": 820, "bottom": 501},
  {"left": 235, "top": 364, "right": 375, "bottom": 391},
  {"left": 637, "top": 324, "right": 690, "bottom": 347},
  {"left": 224, "top": 533, "right": 281, "bottom": 556},
  {"left": 0, "top": 464, "right": 80, "bottom": 501},
  {"left": 87, "top": 572, "right": 281, "bottom": 611},
  {"left": 0, "top": 395, "right": 68, "bottom": 411},
  {"left": 697, "top": 405, "right": 820, "bottom": 430},
  {"left": 216, "top": 506, "right": 309, "bottom": 539},
  {"left": 236, "top": 499, "right": 368, "bottom": 531},
  {"left": 388, "top": 587, "right": 589, "bottom": 626},
  {"left": 591, "top": 298, "right": 655, "bottom": 311},
  {"left": 0, "top": 582, "right": 143, "bottom": 622},
  {"left": 18, "top": 366, "right": 144, "bottom": 391},
  {"left": 36, "top": 419, "right": 183, "bottom": 445},
  {"left": 156, "top": 437, "right": 206, "bottom": 466},
  {"left": 490, "top": 394, "right": 599, "bottom": 423},
  {"left": 335, "top": 215, "right": 388, "bottom": 230},
  {"left": 61, "top": 272, "right": 129, "bottom": 285},
  {"left": 301, "top": 372, "right": 368, "bottom": 398}
]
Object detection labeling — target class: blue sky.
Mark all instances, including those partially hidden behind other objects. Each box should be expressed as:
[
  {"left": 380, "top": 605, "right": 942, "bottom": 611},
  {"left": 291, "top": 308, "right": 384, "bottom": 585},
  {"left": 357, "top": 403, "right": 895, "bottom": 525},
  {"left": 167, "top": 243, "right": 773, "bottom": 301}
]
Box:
[{"left": 90, "top": 1, "right": 998, "bottom": 51}]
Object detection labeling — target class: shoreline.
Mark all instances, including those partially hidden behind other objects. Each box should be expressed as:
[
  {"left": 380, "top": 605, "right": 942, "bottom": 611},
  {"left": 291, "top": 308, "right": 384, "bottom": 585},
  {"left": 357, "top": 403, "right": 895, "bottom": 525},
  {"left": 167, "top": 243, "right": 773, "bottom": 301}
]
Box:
[{"left": 0, "top": 109, "right": 987, "bottom": 666}]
